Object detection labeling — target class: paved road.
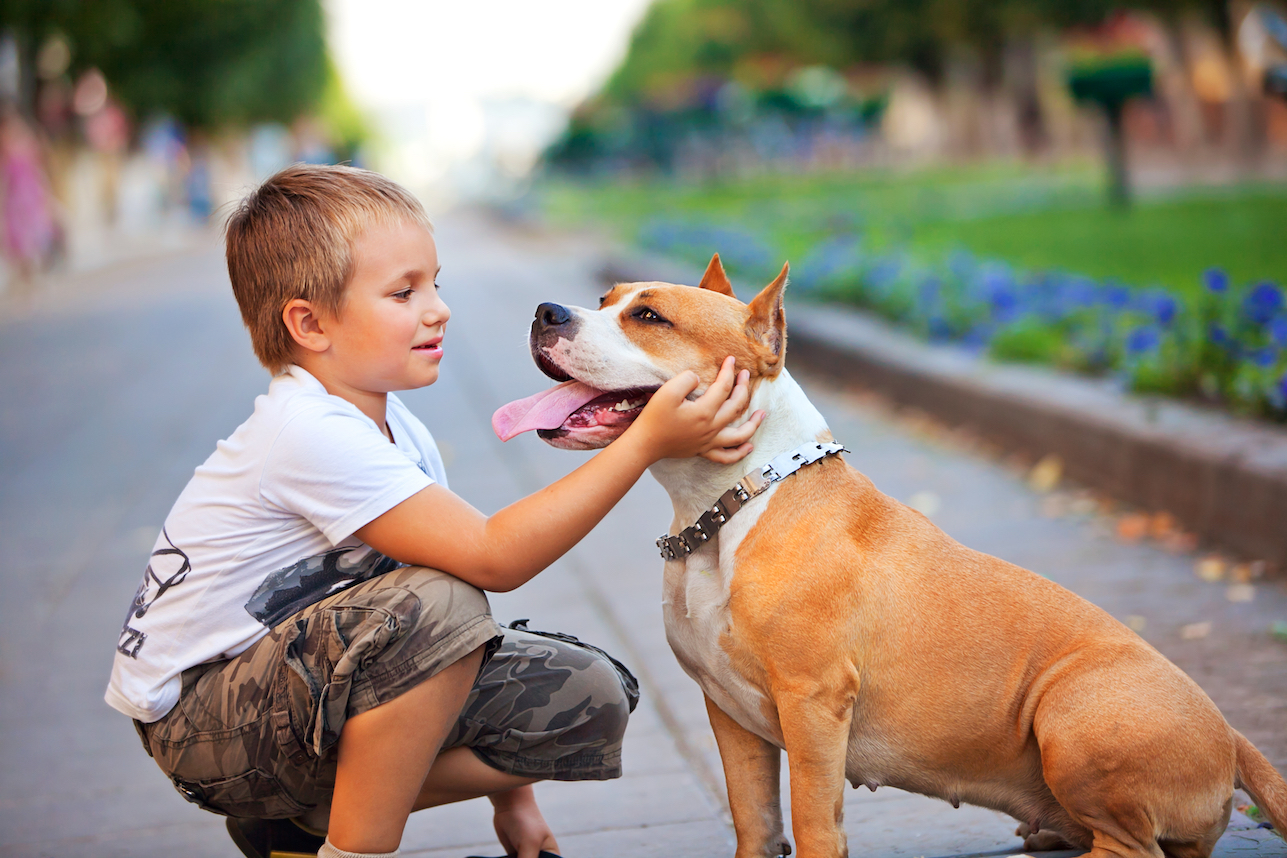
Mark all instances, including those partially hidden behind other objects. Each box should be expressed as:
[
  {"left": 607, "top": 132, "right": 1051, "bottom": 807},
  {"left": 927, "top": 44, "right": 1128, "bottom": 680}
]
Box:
[{"left": 0, "top": 214, "right": 1283, "bottom": 857}]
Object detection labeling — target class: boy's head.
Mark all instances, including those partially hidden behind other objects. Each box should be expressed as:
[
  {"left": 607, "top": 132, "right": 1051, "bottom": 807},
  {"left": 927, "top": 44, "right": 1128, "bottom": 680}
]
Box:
[{"left": 226, "top": 163, "right": 433, "bottom": 374}]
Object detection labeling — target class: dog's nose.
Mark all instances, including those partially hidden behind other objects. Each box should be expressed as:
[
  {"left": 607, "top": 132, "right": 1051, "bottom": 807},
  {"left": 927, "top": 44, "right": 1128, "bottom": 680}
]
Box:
[{"left": 536, "top": 303, "right": 572, "bottom": 328}]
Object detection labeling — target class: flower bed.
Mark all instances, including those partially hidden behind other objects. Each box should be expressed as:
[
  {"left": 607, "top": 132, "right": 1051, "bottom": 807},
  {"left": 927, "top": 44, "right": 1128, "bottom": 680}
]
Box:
[{"left": 639, "top": 219, "right": 1287, "bottom": 420}]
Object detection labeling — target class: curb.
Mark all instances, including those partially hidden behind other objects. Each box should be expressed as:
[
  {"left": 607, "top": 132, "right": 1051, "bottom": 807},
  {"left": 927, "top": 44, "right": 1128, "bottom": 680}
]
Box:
[{"left": 598, "top": 255, "right": 1287, "bottom": 573}]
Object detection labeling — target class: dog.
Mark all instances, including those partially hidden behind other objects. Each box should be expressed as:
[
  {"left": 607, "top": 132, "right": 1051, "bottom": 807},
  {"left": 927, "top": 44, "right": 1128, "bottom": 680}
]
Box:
[{"left": 492, "top": 254, "right": 1287, "bottom": 858}]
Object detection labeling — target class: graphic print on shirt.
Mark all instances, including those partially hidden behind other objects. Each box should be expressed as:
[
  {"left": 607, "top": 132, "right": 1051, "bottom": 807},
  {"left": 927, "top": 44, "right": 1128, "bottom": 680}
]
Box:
[
  {"left": 244, "top": 546, "right": 401, "bottom": 629},
  {"left": 118, "top": 528, "right": 191, "bottom": 659}
]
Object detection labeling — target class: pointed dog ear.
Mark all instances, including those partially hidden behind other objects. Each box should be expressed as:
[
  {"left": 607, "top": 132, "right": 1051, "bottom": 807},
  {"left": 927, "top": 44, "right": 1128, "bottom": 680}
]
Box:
[
  {"left": 698, "top": 253, "right": 735, "bottom": 297},
  {"left": 747, "top": 262, "right": 788, "bottom": 362}
]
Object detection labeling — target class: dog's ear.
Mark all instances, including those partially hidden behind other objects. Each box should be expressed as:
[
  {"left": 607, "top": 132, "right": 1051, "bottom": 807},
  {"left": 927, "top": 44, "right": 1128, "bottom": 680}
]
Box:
[
  {"left": 698, "top": 253, "right": 735, "bottom": 297},
  {"left": 747, "top": 262, "right": 788, "bottom": 365}
]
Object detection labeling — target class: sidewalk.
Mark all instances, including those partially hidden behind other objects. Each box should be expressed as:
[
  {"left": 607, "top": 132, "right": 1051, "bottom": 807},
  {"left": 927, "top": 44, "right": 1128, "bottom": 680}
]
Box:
[{"left": 0, "top": 213, "right": 1282, "bottom": 856}]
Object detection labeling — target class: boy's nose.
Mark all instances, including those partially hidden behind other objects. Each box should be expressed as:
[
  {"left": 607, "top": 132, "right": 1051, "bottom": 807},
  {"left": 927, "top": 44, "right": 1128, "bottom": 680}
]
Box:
[{"left": 536, "top": 303, "right": 572, "bottom": 328}]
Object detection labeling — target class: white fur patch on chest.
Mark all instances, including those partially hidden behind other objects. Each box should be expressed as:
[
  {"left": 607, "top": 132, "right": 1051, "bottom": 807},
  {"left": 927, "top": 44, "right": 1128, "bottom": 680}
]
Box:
[{"left": 661, "top": 484, "right": 783, "bottom": 746}]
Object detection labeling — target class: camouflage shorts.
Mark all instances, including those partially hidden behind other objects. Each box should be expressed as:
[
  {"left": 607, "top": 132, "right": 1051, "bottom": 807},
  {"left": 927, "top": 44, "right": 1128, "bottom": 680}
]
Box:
[{"left": 135, "top": 566, "right": 635, "bottom": 818}]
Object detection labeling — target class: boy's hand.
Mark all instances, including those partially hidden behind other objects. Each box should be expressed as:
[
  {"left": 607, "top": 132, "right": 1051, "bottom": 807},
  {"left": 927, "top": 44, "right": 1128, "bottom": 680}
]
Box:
[
  {"left": 629, "top": 356, "right": 764, "bottom": 464},
  {"left": 490, "top": 785, "right": 559, "bottom": 858}
]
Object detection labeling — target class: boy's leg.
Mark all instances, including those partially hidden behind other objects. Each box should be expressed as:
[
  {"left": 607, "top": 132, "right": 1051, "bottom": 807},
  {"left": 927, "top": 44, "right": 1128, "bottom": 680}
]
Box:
[{"left": 327, "top": 643, "right": 486, "bottom": 853}]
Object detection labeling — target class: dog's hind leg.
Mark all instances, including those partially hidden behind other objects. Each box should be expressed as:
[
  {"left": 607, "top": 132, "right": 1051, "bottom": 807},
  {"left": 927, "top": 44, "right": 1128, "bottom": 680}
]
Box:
[
  {"left": 706, "top": 696, "right": 791, "bottom": 858},
  {"left": 777, "top": 686, "right": 854, "bottom": 858}
]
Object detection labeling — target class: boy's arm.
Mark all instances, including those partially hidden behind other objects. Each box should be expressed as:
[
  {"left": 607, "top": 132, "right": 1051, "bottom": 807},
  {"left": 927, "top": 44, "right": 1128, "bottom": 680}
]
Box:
[{"left": 356, "top": 357, "right": 762, "bottom": 592}]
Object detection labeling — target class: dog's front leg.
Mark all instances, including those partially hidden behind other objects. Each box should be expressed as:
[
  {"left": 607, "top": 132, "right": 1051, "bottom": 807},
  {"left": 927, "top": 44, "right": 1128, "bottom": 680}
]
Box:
[
  {"left": 778, "top": 689, "right": 853, "bottom": 858},
  {"left": 705, "top": 695, "right": 790, "bottom": 858}
]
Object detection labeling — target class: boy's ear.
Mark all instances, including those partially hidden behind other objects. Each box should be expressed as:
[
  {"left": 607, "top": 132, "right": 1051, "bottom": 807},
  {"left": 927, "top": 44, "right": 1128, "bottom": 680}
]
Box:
[
  {"left": 746, "top": 262, "right": 788, "bottom": 366},
  {"left": 697, "top": 253, "right": 735, "bottom": 297},
  {"left": 282, "top": 299, "right": 330, "bottom": 354}
]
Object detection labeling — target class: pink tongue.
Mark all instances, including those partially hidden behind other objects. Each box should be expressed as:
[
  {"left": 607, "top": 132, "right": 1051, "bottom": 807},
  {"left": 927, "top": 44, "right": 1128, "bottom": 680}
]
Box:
[{"left": 492, "top": 381, "right": 608, "bottom": 441}]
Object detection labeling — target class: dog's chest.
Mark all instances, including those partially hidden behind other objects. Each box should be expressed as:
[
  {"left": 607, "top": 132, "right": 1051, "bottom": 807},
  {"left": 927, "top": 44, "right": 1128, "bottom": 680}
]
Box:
[{"left": 660, "top": 487, "right": 782, "bottom": 746}]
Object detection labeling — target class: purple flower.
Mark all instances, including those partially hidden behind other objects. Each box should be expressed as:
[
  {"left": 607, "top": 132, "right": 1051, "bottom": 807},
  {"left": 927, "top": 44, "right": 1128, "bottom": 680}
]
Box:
[
  {"left": 1126, "top": 326, "right": 1160, "bottom": 355},
  {"left": 1244, "top": 282, "right": 1285, "bottom": 325},
  {"left": 1204, "top": 268, "right": 1229, "bottom": 293}
]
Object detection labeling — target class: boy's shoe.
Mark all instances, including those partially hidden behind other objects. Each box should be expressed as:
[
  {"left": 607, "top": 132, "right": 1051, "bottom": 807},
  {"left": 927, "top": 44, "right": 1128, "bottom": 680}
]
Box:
[
  {"left": 226, "top": 817, "right": 326, "bottom": 858},
  {"left": 465, "top": 853, "right": 563, "bottom": 858}
]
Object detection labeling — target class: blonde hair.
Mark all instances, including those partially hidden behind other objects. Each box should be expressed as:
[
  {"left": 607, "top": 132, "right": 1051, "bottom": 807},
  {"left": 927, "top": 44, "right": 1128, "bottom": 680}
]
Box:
[{"left": 225, "top": 163, "right": 433, "bottom": 374}]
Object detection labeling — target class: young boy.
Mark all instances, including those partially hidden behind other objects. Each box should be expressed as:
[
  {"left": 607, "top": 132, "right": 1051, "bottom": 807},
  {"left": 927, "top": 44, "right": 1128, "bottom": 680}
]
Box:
[{"left": 105, "top": 164, "right": 763, "bottom": 858}]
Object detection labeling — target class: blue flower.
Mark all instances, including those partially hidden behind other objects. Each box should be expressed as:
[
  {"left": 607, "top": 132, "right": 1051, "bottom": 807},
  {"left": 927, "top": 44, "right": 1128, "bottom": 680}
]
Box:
[
  {"left": 1249, "top": 347, "right": 1279, "bottom": 368},
  {"left": 1150, "top": 293, "right": 1179, "bottom": 326},
  {"left": 1209, "top": 324, "right": 1230, "bottom": 346},
  {"left": 1103, "top": 283, "right": 1131, "bottom": 309},
  {"left": 1204, "top": 268, "right": 1229, "bottom": 293},
  {"left": 1243, "top": 281, "right": 1284, "bottom": 325},
  {"left": 1126, "top": 326, "right": 1160, "bottom": 355},
  {"left": 1279, "top": 371, "right": 1287, "bottom": 404},
  {"left": 1270, "top": 315, "right": 1287, "bottom": 347}
]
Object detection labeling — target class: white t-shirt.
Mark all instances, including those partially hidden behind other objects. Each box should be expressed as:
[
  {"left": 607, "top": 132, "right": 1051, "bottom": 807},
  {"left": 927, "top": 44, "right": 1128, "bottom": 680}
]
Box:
[{"left": 105, "top": 366, "right": 446, "bottom": 723}]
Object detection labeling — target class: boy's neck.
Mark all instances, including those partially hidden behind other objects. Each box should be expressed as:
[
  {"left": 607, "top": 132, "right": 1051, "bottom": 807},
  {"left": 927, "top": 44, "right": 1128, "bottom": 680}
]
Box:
[{"left": 294, "top": 358, "right": 393, "bottom": 441}]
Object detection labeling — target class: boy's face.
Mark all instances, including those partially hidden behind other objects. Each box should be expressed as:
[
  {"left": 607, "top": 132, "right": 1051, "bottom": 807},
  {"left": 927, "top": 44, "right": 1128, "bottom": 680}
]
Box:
[{"left": 323, "top": 218, "right": 448, "bottom": 393}]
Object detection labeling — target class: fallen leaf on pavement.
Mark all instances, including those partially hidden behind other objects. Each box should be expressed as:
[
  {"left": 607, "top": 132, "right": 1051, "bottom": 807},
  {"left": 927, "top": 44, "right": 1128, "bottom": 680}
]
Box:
[
  {"left": 1116, "top": 514, "right": 1149, "bottom": 543},
  {"left": 1160, "top": 530, "right": 1199, "bottom": 554},
  {"left": 1028, "top": 455, "right": 1063, "bottom": 493},
  {"left": 1231, "top": 561, "right": 1266, "bottom": 583},
  {"left": 1181, "top": 621, "right": 1212, "bottom": 640},
  {"left": 1148, "top": 511, "right": 1176, "bottom": 539},
  {"left": 1195, "top": 556, "right": 1226, "bottom": 582}
]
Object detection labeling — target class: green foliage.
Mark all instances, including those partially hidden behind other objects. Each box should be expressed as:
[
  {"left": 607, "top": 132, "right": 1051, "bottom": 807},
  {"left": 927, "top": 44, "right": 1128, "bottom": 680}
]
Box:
[
  {"left": 592, "top": 0, "right": 1233, "bottom": 107},
  {"left": 1, "top": 0, "right": 329, "bottom": 130}
]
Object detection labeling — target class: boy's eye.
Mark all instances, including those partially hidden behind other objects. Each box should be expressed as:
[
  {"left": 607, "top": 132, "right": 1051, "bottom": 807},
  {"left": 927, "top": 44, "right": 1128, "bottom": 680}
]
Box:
[{"left": 394, "top": 288, "right": 413, "bottom": 299}]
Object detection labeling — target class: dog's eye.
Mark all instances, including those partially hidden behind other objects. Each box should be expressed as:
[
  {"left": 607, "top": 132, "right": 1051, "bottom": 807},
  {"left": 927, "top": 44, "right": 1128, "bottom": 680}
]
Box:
[
  {"left": 598, "top": 294, "right": 608, "bottom": 307},
  {"left": 632, "top": 306, "right": 670, "bottom": 325}
]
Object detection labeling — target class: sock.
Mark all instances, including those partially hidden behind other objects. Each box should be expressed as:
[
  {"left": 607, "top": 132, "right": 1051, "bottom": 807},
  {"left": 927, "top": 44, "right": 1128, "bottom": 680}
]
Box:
[{"left": 317, "top": 839, "right": 400, "bottom": 858}]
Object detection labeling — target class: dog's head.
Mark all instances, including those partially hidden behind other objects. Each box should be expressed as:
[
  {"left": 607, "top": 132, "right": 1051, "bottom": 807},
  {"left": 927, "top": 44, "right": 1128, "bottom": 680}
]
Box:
[{"left": 492, "top": 254, "right": 788, "bottom": 450}]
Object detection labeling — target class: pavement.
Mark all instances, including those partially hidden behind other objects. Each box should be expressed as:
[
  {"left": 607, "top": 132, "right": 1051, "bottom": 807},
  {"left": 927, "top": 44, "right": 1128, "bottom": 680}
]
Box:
[{"left": 0, "top": 213, "right": 1283, "bottom": 857}]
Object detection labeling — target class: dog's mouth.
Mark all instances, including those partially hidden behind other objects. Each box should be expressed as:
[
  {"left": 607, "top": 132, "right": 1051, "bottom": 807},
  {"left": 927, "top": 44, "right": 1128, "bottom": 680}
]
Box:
[{"left": 492, "top": 381, "right": 658, "bottom": 449}]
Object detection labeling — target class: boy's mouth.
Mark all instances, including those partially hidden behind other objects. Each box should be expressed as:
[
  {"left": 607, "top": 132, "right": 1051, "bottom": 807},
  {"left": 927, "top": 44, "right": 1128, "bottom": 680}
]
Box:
[{"left": 492, "top": 381, "right": 657, "bottom": 449}]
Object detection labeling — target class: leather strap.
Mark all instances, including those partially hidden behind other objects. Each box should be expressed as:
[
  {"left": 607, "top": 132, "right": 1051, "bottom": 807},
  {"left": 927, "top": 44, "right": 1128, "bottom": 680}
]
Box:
[{"left": 656, "top": 441, "right": 846, "bottom": 560}]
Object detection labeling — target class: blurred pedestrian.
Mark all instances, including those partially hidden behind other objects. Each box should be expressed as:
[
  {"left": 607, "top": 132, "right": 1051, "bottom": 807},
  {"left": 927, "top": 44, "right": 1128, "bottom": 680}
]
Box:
[{"left": 0, "top": 103, "right": 60, "bottom": 298}]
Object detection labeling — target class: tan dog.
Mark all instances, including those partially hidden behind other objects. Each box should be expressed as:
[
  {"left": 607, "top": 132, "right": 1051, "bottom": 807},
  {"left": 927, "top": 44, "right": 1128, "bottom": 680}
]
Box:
[{"left": 492, "top": 255, "right": 1287, "bottom": 858}]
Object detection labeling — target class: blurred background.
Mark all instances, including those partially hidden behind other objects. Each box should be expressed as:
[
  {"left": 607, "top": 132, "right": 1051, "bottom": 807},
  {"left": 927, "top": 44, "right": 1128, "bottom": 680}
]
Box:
[
  {"left": 2, "top": 4, "right": 1287, "bottom": 852},
  {"left": 2, "top": 0, "right": 1287, "bottom": 416}
]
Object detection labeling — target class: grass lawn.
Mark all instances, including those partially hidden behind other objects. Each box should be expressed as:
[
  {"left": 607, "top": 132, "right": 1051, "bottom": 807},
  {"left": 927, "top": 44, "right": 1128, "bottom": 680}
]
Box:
[{"left": 538, "top": 164, "right": 1287, "bottom": 297}]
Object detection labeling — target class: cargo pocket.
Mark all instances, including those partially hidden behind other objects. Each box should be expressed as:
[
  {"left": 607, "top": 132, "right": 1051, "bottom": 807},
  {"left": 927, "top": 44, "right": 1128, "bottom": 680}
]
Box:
[
  {"left": 170, "top": 769, "right": 307, "bottom": 818},
  {"left": 281, "top": 603, "right": 403, "bottom": 756}
]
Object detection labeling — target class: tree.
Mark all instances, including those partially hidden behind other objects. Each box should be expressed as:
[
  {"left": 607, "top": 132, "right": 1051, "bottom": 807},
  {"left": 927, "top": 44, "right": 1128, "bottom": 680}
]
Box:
[{"left": 1, "top": 0, "right": 329, "bottom": 130}]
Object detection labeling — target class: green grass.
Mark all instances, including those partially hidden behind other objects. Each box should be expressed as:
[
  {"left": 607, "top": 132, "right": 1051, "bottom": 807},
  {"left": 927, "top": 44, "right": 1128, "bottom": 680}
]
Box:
[{"left": 538, "top": 164, "right": 1287, "bottom": 297}]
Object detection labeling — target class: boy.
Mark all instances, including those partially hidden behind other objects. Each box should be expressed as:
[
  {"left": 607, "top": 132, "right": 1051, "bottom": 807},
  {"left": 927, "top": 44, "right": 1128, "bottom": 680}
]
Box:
[{"left": 105, "top": 164, "right": 763, "bottom": 858}]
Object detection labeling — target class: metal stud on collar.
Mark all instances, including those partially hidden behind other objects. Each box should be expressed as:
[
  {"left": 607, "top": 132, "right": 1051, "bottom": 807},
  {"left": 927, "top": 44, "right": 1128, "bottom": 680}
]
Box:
[{"left": 657, "top": 441, "right": 846, "bottom": 560}]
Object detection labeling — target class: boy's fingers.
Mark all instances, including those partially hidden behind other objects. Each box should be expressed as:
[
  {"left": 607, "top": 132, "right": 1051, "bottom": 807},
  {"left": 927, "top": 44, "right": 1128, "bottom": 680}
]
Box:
[
  {"left": 710, "top": 410, "right": 763, "bottom": 448},
  {"left": 713, "top": 370, "right": 752, "bottom": 424},
  {"left": 656, "top": 369, "right": 701, "bottom": 405},
  {"left": 695, "top": 357, "right": 738, "bottom": 410},
  {"left": 700, "top": 441, "right": 754, "bottom": 464}
]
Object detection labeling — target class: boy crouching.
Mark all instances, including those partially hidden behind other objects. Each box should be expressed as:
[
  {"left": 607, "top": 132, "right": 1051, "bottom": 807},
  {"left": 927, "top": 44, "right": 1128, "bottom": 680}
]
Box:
[{"left": 105, "top": 164, "right": 760, "bottom": 858}]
